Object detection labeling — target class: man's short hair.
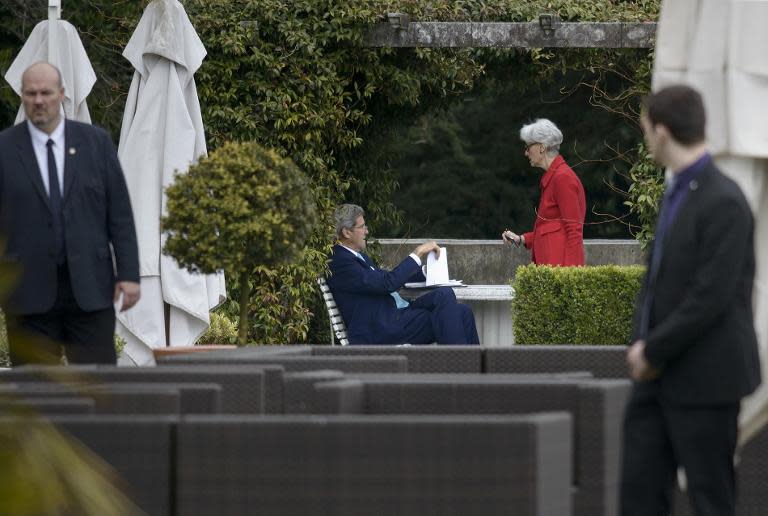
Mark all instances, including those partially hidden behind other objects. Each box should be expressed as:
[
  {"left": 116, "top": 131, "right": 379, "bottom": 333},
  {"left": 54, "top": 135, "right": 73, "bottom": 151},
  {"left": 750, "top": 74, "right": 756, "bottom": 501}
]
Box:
[
  {"left": 334, "top": 204, "right": 364, "bottom": 239},
  {"left": 642, "top": 85, "right": 706, "bottom": 145}
]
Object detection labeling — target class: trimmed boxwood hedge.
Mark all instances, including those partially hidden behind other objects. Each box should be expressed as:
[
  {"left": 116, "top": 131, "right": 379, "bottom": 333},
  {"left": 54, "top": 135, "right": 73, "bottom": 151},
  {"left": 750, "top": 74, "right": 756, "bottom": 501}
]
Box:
[{"left": 512, "top": 264, "right": 645, "bottom": 345}]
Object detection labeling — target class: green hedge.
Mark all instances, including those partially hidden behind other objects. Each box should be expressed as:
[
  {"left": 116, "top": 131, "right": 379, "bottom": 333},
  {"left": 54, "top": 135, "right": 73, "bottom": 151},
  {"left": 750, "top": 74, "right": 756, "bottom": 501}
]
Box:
[{"left": 512, "top": 264, "right": 645, "bottom": 345}]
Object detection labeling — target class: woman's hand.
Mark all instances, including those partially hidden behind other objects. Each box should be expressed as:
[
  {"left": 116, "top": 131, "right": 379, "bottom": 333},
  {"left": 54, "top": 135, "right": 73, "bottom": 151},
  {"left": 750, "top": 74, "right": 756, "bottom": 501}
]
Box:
[{"left": 502, "top": 230, "right": 520, "bottom": 245}]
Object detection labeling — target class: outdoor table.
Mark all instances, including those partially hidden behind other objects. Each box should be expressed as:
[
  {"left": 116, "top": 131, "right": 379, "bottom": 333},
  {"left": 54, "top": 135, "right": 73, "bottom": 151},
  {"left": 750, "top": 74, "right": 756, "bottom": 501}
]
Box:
[{"left": 401, "top": 284, "right": 515, "bottom": 346}]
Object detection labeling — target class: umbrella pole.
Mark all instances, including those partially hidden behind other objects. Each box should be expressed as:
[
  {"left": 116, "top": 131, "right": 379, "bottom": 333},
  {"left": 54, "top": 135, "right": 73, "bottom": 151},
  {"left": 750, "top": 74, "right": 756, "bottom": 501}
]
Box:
[{"left": 48, "top": 0, "right": 61, "bottom": 66}]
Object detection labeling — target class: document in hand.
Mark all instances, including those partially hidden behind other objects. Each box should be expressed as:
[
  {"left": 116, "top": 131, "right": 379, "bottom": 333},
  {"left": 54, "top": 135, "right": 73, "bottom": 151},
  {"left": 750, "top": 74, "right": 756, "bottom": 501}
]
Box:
[{"left": 426, "top": 247, "right": 450, "bottom": 286}]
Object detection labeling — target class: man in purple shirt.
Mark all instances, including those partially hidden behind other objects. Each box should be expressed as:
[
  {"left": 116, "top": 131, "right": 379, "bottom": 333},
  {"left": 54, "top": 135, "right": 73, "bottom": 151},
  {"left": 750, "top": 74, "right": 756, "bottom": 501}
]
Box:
[{"left": 620, "top": 85, "right": 761, "bottom": 516}]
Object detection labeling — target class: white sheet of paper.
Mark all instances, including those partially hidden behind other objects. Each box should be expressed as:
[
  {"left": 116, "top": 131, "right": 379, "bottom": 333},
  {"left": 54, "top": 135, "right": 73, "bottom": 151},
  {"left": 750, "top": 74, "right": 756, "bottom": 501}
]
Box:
[{"left": 426, "top": 247, "right": 450, "bottom": 286}]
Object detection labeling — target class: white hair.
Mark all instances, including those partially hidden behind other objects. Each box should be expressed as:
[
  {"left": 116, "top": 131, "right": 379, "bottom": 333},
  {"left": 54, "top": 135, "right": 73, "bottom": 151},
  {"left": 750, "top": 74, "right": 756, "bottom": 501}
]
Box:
[
  {"left": 334, "top": 204, "right": 364, "bottom": 239},
  {"left": 519, "top": 118, "right": 563, "bottom": 158}
]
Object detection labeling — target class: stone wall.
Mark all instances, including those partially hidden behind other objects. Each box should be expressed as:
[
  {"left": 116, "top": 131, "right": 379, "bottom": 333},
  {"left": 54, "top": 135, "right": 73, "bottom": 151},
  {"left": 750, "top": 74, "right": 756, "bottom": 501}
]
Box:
[{"left": 376, "top": 238, "right": 644, "bottom": 284}]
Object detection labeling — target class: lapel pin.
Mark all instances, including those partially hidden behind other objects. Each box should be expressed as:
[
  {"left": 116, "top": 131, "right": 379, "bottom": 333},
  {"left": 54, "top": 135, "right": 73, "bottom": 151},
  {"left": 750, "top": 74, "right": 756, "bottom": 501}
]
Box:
[
  {"left": 689, "top": 180, "right": 698, "bottom": 191},
  {"left": 69, "top": 147, "right": 76, "bottom": 155}
]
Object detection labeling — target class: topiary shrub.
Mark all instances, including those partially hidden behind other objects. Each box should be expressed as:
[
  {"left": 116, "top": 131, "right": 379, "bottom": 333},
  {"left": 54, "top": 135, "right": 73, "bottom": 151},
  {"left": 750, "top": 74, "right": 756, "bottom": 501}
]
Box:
[
  {"left": 162, "top": 141, "right": 318, "bottom": 344},
  {"left": 512, "top": 264, "right": 645, "bottom": 345}
]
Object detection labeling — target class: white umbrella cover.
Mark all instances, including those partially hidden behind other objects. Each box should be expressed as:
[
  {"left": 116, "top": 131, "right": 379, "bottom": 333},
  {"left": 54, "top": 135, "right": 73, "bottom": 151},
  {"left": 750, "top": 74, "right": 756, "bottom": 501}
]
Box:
[
  {"left": 116, "top": 0, "right": 226, "bottom": 366},
  {"left": 653, "top": 0, "right": 768, "bottom": 445},
  {"left": 4, "top": 19, "right": 96, "bottom": 123}
]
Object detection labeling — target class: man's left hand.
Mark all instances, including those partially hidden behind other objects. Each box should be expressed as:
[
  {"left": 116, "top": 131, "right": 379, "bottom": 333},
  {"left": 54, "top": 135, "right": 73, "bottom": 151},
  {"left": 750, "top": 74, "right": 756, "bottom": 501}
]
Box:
[
  {"left": 413, "top": 241, "right": 440, "bottom": 260},
  {"left": 114, "top": 281, "right": 141, "bottom": 312},
  {"left": 627, "top": 339, "right": 660, "bottom": 381}
]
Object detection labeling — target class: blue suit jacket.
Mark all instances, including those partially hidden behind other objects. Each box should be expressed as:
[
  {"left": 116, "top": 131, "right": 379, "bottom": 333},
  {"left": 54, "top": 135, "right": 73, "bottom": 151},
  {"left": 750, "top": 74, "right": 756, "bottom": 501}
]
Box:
[
  {"left": 0, "top": 120, "right": 139, "bottom": 314},
  {"left": 326, "top": 244, "right": 424, "bottom": 344}
]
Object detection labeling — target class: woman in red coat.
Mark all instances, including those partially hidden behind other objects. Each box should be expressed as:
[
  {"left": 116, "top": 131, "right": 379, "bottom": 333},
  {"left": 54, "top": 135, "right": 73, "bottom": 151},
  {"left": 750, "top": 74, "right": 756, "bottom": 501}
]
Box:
[{"left": 502, "top": 119, "right": 586, "bottom": 266}]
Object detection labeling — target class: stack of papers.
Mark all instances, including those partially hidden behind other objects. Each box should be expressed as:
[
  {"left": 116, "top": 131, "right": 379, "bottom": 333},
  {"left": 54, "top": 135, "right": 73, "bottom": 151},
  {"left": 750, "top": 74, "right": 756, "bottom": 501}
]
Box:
[
  {"left": 426, "top": 248, "right": 450, "bottom": 286},
  {"left": 405, "top": 247, "right": 465, "bottom": 288}
]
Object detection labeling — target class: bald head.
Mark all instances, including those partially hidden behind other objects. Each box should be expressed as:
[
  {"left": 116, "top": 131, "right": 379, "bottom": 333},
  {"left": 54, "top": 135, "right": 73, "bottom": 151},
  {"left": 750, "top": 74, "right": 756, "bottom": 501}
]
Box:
[
  {"left": 22, "top": 62, "right": 63, "bottom": 89},
  {"left": 21, "top": 62, "right": 64, "bottom": 134}
]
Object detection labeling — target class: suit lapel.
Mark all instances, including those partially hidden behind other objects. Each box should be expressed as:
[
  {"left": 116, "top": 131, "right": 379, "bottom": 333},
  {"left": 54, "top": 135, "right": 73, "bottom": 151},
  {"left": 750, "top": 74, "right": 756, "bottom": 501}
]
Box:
[
  {"left": 14, "top": 123, "right": 53, "bottom": 213},
  {"left": 661, "top": 164, "right": 714, "bottom": 251},
  {"left": 359, "top": 252, "right": 377, "bottom": 270},
  {"left": 62, "top": 119, "right": 82, "bottom": 203},
  {"left": 334, "top": 244, "right": 368, "bottom": 269}
]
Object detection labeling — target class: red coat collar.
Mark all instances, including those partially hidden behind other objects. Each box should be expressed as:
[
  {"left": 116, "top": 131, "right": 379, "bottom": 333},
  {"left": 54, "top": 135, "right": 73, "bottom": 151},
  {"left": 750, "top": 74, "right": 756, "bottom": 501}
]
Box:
[{"left": 540, "top": 154, "right": 567, "bottom": 190}]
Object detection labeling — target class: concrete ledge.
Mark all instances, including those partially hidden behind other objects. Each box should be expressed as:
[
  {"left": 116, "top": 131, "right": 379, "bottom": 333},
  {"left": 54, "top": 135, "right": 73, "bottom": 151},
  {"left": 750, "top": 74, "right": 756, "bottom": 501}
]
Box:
[
  {"left": 366, "top": 21, "right": 656, "bottom": 48},
  {"left": 377, "top": 238, "right": 643, "bottom": 284},
  {"left": 453, "top": 284, "right": 514, "bottom": 301}
]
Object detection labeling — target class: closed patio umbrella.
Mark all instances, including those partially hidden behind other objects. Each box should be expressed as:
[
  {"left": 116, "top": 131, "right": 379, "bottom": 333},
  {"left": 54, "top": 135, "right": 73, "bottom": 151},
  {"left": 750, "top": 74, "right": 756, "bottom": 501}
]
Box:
[
  {"left": 116, "top": 0, "right": 226, "bottom": 366},
  {"left": 653, "top": 0, "right": 768, "bottom": 445},
  {"left": 4, "top": 0, "right": 95, "bottom": 123}
]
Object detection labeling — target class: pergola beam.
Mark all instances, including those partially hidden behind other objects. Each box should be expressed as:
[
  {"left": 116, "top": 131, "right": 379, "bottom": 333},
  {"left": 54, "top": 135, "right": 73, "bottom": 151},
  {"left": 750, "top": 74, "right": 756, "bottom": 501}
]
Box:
[{"left": 366, "top": 21, "right": 656, "bottom": 49}]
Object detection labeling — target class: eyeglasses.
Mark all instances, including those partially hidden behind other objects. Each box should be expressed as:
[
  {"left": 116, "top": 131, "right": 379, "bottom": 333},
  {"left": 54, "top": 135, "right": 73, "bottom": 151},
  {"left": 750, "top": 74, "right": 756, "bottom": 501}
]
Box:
[
  {"left": 352, "top": 223, "right": 368, "bottom": 231},
  {"left": 524, "top": 142, "right": 542, "bottom": 152}
]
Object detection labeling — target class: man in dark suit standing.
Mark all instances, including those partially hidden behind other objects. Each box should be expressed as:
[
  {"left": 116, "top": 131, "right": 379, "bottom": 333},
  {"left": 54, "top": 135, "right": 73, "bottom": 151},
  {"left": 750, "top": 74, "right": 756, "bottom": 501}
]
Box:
[
  {"left": 326, "top": 204, "right": 478, "bottom": 345},
  {"left": 620, "top": 85, "right": 761, "bottom": 516},
  {"left": 0, "top": 62, "right": 140, "bottom": 365}
]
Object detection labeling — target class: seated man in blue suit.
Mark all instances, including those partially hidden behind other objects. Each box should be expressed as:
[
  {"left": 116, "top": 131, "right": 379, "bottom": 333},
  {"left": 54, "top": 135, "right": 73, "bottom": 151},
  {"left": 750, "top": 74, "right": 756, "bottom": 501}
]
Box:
[{"left": 327, "top": 204, "right": 479, "bottom": 345}]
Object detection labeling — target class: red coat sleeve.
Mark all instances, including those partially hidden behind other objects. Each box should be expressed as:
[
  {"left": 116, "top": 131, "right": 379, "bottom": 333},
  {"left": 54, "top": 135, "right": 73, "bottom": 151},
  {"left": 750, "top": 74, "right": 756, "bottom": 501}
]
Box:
[{"left": 552, "top": 172, "right": 586, "bottom": 266}]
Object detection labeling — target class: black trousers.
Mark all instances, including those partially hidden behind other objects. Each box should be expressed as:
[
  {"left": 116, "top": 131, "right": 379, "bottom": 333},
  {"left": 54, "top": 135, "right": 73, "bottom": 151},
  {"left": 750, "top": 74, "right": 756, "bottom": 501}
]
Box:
[
  {"left": 7, "top": 263, "right": 116, "bottom": 365},
  {"left": 620, "top": 386, "right": 739, "bottom": 516}
]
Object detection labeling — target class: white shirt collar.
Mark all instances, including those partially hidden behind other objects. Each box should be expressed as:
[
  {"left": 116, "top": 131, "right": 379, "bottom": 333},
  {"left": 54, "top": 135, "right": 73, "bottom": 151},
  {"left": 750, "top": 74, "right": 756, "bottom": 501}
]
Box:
[
  {"left": 27, "top": 118, "right": 65, "bottom": 148},
  {"left": 338, "top": 243, "right": 364, "bottom": 259}
]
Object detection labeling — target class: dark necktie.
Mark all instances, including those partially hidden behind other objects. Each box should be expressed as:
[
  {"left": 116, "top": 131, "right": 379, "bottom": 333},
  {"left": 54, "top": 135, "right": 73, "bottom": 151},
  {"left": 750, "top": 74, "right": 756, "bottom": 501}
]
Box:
[{"left": 46, "top": 139, "right": 65, "bottom": 264}]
